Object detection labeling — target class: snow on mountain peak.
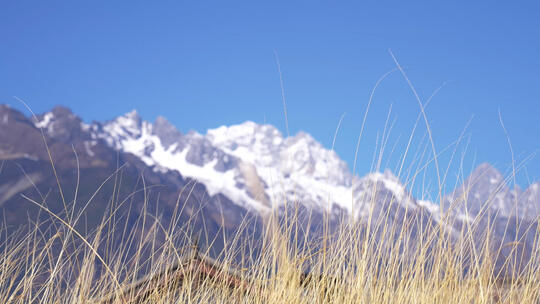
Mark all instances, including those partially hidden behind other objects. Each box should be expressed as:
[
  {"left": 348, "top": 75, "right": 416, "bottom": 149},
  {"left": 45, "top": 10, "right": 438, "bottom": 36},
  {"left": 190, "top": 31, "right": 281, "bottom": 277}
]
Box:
[
  {"left": 33, "top": 106, "right": 86, "bottom": 142},
  {"left": 34, "top": 106, "right": 74, "bottom": 129},
  {"left": 112, "top": 110, "right": 143, "bottom": 136},
  {"left": 205, "top": 121, "right": 364, "bottom": 212},
  {"left": 87, "top": 114, "right": 426, "bottom": 217},
  {"left": 25, "top": 106, "right": 540, "bottom": 229},
  {"left": 125, "top": 109, "right": 141, "bottom": 120},
  {"left": 34, "top": 112, "right": 54, "bottom": 129},
  {"left": 440, "top": 163, "right": 534, "bottom": 220},
  {"left": 89, "top": 116, "right": 271, "bottom": 213},
  {"left": 207, "top": 122, "right": 351, "bottom": 185},
  {"left": 471, "top": 163, "right": 505, "bottom": 185},
  {"left": 363, "top": 170, "right": 407, "bottom": 200},
  {"left": 207, "top": 121, "right": 283, "bottom": 165},
  {"left": 281, "top": 131, "right": 351, "bottom": 187},
  {"left": 521, "top": 182, "right": 540, "bottom": 217},
  {"left": 349, "top": 169, "right": 419, "bottom": 219}
]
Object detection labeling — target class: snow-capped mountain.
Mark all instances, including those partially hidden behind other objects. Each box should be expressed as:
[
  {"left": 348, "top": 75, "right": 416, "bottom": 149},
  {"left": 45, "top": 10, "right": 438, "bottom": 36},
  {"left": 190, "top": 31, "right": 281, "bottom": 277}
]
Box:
[
  {"left": 29, "top": 107, "right": 540, "bottom": 229},
  {"left": 5, "top": 104, "right": 540, "bottom": 273},
  {"left": 441, "top": 163, "right": 540, "bottom": 222},
  {"left": 17, "top": 106, "right": 439, "bottom": 258},
  {"left": 0, "top": 104, "right": 258, "bottom": 257},
  {"left": 439, "top": 163, "right": 540, "bottom": 273},
  {"left": 442, "top": 163, "right": 517, "bottom": 219},
  {"left": 55, "top": 109, "right": 432, "bottom": 224},
  {"left": 87, "top": 111, "right": 269, "bottom": 213},
  {"left": 206, "top": 121, "right": 353, "bottom": 212}
]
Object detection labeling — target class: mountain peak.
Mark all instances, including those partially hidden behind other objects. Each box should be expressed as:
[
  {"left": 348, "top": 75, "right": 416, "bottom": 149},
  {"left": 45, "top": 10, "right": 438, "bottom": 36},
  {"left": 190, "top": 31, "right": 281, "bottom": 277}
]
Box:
[
  {"left": 361, "top": 169, "right": 406, "bottom": 199},
  {"left": 34, "top": 106, "right": 84, "bottom": 142},
  {"left": 115, "top": 109, "right": 142, "bottom": 129},
  {"left": 206, "top": 121, "right": 283, "bottom": 157},
  {"left": 153, "top": 116, "right": 183, "bottom": 149},
  {"left": 474, "top": 162, "right": 500, "bottom": 173},
  {"left": 108, "top": 110, "right": 143, "bottom": 136},
  {"left": 285, "top": 131, "right": 319, "bottom": 148},
  {"left": 50, "top": 105, "right": 75, "bottom": 117},
  {"left": 442, "top": 162, "right": 515, "bottom": 218},
  {"left": 469, "top": 163, "right": 505, "bottom": 186},
  {"left": 237, "top": 120, "right": 258, "bottom": 128},
  {"left": 125, "top": 109, "right": 140, "bottom": 119},
  {"left": 154, "top": 115, "right": 172, "bottom": 126}
]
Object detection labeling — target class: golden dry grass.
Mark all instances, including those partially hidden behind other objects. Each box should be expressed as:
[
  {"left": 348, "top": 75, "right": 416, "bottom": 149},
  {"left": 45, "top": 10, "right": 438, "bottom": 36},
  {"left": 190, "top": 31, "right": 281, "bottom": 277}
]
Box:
[{"left": 1, "top": 179, "right": 539, "bottom": 304}]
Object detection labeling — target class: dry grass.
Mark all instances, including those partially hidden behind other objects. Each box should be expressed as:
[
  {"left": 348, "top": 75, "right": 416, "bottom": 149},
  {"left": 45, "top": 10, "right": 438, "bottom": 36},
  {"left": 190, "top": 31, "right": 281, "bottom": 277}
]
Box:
[{"left": 0, "top": 175, "right": 539, "bottom": 304}]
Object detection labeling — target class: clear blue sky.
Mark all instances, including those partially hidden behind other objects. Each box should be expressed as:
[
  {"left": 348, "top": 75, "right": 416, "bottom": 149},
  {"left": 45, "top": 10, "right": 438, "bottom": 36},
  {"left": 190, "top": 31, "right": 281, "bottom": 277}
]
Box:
[{"left": 2, "top": 1, "right": 540, "bottom": 197}]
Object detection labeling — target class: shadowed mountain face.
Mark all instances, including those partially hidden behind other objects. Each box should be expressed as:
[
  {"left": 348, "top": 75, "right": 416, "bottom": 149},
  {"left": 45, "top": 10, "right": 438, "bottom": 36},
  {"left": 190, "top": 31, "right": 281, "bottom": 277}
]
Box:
[{"left": 0, "top": 105, "right": 260, "bottom": 258}]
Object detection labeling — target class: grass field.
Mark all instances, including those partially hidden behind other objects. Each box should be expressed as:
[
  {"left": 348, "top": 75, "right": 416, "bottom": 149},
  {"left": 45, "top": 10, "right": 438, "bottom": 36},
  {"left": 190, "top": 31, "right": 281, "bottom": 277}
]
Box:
[{"left": 1, "top": 173, "right": 539, "bottom": 304}]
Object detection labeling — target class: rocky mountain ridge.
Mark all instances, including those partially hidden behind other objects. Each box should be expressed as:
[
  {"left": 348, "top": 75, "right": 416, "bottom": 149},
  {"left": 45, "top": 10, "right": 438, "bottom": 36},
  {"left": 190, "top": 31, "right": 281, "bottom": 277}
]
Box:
[
  {"left": 2, "top": 104, "right": 540, "bottom": 270},
  {"left": 26, "top": 105, "right": 540, "bottom": 224},
  {"left": 82, "top": 109, "right": 423, "bottom": 217}
]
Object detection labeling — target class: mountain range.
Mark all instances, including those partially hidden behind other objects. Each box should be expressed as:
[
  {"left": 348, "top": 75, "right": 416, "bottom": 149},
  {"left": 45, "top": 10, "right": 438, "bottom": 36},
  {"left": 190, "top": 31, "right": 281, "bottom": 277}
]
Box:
[{"left": 1, "top": 104, "right": 539, "bottom": 269}]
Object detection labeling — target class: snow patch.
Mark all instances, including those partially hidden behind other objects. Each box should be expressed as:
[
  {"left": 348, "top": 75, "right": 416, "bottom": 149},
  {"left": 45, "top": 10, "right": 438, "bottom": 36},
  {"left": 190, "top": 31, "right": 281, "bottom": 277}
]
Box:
[
  {"left": 84, "top": 141, "right": 95, "bottom": 157},
  {"left": 418, "top": 199, "right": 439, "bottom": 214},
  {"left": 35, "top": 112, "right": 54, "bottom": 129},
  {"left": 365, "top": 171, "right": 411, "bottom": 204}
]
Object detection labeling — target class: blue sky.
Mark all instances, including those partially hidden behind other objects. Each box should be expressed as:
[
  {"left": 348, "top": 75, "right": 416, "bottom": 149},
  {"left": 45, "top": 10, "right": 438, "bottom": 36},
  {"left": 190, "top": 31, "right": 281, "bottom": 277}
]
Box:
[{"left": 1, "top": 1, "right": 540, "bottom": 197}]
